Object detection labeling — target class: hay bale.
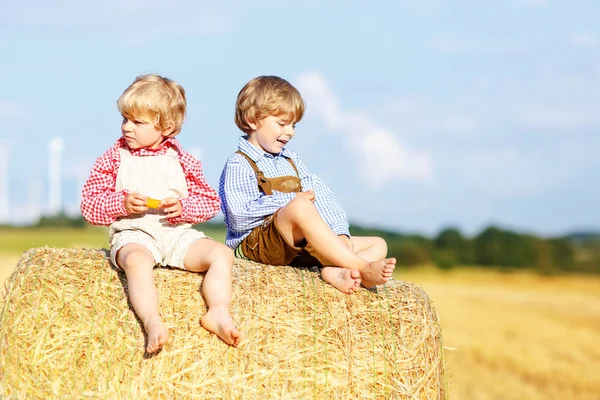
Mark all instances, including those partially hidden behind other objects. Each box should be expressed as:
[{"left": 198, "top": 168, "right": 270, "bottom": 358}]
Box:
[{"left": 0, "top": 247, "right": 446, "bottom": 399}]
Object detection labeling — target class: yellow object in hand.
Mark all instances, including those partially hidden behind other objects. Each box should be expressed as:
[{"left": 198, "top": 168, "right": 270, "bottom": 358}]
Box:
[{"left": 146, "top": 198, "right": 161, "bottom": 208}]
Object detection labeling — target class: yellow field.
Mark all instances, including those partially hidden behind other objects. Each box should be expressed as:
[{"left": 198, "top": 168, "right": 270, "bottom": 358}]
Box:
[
  {"left": 400, "top": 266, "right": 600, "bottom": 400},
  {"left": 0, "top": 252, "right": 20, "bottom": 289},
  {"left": 2, "top": 252, "right": 599, "bottom": 399}
]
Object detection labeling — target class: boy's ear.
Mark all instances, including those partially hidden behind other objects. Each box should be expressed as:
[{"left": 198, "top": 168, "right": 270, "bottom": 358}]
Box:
[
  {"left": 247, "top": 118, "right": 258, "bottom": 131},
  {"left": 162, "top": 126, "right": 175, "bottom": 137}
]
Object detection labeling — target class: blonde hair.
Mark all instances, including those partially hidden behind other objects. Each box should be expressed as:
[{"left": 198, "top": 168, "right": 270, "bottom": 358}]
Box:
[
  {"left": 117, "top": 74, "right": 187, "bottom": 137},
  {"left": 235, "top": 76, "right": 305, "bottom": 134}
]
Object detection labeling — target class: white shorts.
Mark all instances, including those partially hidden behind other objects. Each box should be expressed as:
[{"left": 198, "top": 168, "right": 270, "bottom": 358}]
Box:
[{"left": 110, "top": 228, "right": 209, "bottom": 270}]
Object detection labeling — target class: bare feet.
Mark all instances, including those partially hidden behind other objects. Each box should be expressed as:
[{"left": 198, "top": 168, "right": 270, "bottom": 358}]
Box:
[
  {"left": 321, "top": 266, "right": 361, "bottom": 294},
  {"left": 360, "top": 258, "right": 396, "bottom": 288},
  {"left": 201, "top": 306, "right": 241, "bottom": 347},
  {"left": 144, "top": 315, "right": 169, "bottom": 354}
]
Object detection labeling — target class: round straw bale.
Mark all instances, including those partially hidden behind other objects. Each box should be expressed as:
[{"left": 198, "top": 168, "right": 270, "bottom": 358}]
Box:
[{"left": 0, "top": 247, "right": 447, "bottom": 399}]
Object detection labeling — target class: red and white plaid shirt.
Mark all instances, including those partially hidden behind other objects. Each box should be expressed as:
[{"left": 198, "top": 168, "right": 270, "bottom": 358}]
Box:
[{"left": 80, "top": 137, "right": 220, "bottom": 226}]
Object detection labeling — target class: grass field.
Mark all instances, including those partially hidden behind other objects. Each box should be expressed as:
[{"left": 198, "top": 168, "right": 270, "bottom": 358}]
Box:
[
  {"left": 0, "top": 226, "right": 109, "bottom": 254},
  {"left": 1, "top": 228, "right": 599, "bottom": 399},
  {"left": 0, "top": 224, "right": 226, "bottom": 254}
]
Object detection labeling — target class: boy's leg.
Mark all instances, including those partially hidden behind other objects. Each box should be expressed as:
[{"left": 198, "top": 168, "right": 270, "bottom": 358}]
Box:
[
  {"left": 116, "top": 243, "right": 168, "bottom": 354},
  {"left": 277, "top": 197, "right": 396, "bottom": 287},
  {"left": 350, "top": 236, "right": 389, "bottom": 262},
  {"left": 349, "top": 236, "right": 394, "bottom": 282},
  {"left": 184, "top": 239, "right": 241, "bottom": 347}
]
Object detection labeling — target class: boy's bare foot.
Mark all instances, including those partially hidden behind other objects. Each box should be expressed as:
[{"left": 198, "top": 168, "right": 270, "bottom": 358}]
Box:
[
  {"left": 321, "top": 266, "right": 361, "bottom": 294},
  {"left": 144, "top": 315, "right": 169, "bottom": 354},
  {"left": 360, "top": 258, "right": 396, "bottom": 288},
  {"left": 201, "top": 306, "right": 241, "bottom": 347}
]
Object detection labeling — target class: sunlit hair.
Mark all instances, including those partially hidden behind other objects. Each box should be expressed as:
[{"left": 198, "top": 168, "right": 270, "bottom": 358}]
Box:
[
  {"left": 235, "top": 76, "right": 305, "bottom": 134},
  {"left": 117, "top": 74, "right": 187, "bottom": 137}
]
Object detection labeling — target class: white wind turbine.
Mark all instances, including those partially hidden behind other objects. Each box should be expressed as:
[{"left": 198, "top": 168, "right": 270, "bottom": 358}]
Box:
[
  {"left": 0, "top": 141, "right": 9, "bottom": 224},
  {"left": 48, "top": 137, "right": 64, "bottom": 216}
]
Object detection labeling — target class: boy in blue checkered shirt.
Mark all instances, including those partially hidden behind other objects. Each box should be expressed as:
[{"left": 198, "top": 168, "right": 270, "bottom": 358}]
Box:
[{"left": 219, "top": 76, "right": 396, "bottom": 293}]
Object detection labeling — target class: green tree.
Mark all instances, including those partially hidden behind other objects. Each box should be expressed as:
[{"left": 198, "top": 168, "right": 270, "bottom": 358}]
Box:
[
  {"left": 473, "top": 226, "right": 535, "bottom": 268},
  {"left": 548, "top": 238, "right": 575, "bottom": 271},
  {"left": 36, "top": 212, "right": 86, "bottom": 228},
  {"left": 434, "top": 227, "right": 474, "bottom": 268}
]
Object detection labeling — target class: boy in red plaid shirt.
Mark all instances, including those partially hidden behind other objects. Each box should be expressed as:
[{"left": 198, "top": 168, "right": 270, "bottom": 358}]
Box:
[{"left": 81, "top": 74, "right": 240, "bottom": 353}]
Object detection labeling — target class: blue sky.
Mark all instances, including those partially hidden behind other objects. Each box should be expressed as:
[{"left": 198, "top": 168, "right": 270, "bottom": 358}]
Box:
[{"left": 0, "top": 0, "right": 598, "bottom": 237}]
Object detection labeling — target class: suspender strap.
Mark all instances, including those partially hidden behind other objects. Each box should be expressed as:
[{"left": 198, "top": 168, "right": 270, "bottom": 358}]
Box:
[
  {"left": 236, "top": 151, "right": 273, "bottom": 195},
  {"left": 287, "top": 157, "right": 299, "bottom": 176},
  {"left": 236, "top": 150, "right": 299, "bottom": 195}
]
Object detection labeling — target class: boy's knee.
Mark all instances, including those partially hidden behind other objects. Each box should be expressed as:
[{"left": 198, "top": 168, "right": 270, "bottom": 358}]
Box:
[
  {"left": 286, "top": 197, "right": 316, "bottom": 217},
  {"left": 374, "top": 236, "right": 387, "bottom": 250},
  {"left": 212, "top": 242, "right": 234, "bottom": 263},
  {"left": 118, "top": 246, "right": 153, "bottom": 268}
]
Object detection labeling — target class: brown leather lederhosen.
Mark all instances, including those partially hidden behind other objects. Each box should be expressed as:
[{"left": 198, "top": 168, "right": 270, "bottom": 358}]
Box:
[{"left": 236, "top": 151, "right": 333, "bottom": 267}]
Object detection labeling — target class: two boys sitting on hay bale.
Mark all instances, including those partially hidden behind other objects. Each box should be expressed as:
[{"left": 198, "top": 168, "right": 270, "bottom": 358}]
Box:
[{"left": 80, "top": 74, "right": 396, "bottom": 354}]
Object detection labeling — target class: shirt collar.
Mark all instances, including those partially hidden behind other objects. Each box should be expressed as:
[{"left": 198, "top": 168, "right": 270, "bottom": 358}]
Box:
[
  {"left": 116, "top": 137, "right": 182, "bottom": 155},
  {"left": 237, "top": 136, "right": 293, "bottom": 161}
]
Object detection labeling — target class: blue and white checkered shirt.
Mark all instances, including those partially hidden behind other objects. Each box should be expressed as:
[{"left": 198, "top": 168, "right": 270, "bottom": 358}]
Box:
[{"left": 219, "top": 136, "right": 350, "bottom": 249}]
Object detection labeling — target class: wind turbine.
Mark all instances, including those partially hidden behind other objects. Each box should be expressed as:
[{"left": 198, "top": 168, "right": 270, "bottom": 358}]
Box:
[
  {"left": 0, "top": 141, "right": 9, "bottom": 224},
  {"left": 48, "top": 137, "right": 64, "bottom": 216}
]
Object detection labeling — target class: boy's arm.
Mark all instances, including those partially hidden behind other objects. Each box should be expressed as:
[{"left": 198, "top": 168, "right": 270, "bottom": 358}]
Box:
[
  {"left": 80, "top": 148, "right": 129, "bottom": 226},
  {"left": 295, "top": 156, "right": 351, "bottom": 237},
  {"left": 169, "top": 152, "right": 220, "bottom": 224},
  {"left": 219, "top": 155, "right": 296, "bottom": 233}
]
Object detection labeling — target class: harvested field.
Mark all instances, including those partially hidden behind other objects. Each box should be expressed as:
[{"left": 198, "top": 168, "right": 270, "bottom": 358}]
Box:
[{"left": 404, "top": 267, "right": 600, "bottom": 400}]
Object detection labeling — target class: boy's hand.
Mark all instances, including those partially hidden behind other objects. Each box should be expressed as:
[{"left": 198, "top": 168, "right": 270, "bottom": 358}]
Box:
[
  {"left": 296, "top": 189, "right": 315, "bottom": 202},
  {"left": 123, "top": 193, "right": 149, "bottom": 214},
  {"left": 338, "top": 235, "right": 354, "bottom": 252},
  {"left": 161, "top": 197, "right": 183, "bottom": 218}
]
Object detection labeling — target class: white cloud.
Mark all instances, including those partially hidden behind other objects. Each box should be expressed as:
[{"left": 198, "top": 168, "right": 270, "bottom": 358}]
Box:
[
  {"left": 569, "top": 32, "right": 598, "bottom": 47},
  {"left": 430, "top": 36, "right": 526, "bottom": 54},
  {"left": 295, "top": 72, "right": 344, "bottom": 130},
  {"left": 454, "top": 149, "right": 565, "bottom": 196},
  {"left": 401, "top": 0, "right": 446, "bottom": 16},
  {"left": 390, "top": 67, "right": 600, "bottom": 135},
  {"left": 517, "top": 107, "right": 600, "bottom": 128},
  {"left": 296, "top": 72, "right": 433, "bottom": 188},
  {"left": 514, "top": 0, "right": 548, "bottom": 7},
  {"left": 390, "top": 96, "right": 479, "bottom": 138},
  {"left": 351, "top": 122, "right": 433, "bottom": 187},
  {"left": 0, "top": 101, "right": 26, "bottom": 120},
  {"left": 430, "top": 37, "right": 468, "bottom": 53},
  {"left": 188, "top": 146, "right": 204, "bottom": 161},
  {"left": 352, "top": 58, "right": 600, "bottom": 203},
  {"left": 512, "top": 70, "right": 600, "bottom": 129},
  {"left": 440, "top": 115, "right": 476, "bottom": 134},
  {"left": 0, "top": 1, "right": 233, "bottom": 38}
]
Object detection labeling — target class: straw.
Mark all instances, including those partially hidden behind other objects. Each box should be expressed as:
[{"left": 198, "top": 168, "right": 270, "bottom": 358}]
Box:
[{"left": 0, "top": 247, "right": 446, "bottom": 399}]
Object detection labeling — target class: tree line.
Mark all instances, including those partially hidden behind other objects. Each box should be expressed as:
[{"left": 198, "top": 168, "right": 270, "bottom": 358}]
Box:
[
  {"left": 350, "top": 225, "right": 600, "bottom": 275},
  {"left": 16, "top": 213, "right": 600, "bottom": 275}
]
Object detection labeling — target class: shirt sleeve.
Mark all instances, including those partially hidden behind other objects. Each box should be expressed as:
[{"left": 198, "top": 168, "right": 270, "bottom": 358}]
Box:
[
  {"left": 170, "top": 151, "right": 221, "bottom": 224},
  {"left": 80, "top": 148, "right": 129, "bottom": 226},
  {"left": 219, "top": 154, "right": 296, "bottom": 234},
  {"left": 295, "top": 155, "right": 351, "bottom": 237}
]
